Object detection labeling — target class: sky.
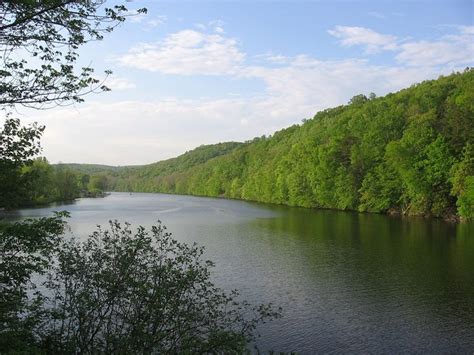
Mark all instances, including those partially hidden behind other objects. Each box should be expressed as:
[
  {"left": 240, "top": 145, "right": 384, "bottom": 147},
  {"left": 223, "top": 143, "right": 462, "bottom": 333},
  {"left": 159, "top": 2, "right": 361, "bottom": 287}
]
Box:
[{"left": 13, "top": 0, "right": 474, "bottom": 165}]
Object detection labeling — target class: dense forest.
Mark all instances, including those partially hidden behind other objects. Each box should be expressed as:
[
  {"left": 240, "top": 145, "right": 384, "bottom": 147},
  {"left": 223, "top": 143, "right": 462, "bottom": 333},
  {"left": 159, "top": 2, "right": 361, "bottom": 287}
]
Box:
[
  {"left": 0, "top": 152, "right": 110, "bottom": 209},
  {"left": 56, "top": 71, "right": 474, "bottom": 220}
]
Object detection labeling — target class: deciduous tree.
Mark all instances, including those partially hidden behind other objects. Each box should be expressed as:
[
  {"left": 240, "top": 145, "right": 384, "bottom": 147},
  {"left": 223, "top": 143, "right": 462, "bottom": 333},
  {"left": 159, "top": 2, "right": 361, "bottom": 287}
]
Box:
[{"left": 0, "top": 0, "right": 145, "bottom": 109}]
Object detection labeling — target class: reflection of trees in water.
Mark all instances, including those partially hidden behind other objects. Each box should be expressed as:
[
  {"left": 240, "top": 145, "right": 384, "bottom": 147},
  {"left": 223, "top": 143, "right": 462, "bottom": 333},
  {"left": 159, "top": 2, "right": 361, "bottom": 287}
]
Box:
[{"left": 252, "top": 207, "right": 474, "bottom": 319}]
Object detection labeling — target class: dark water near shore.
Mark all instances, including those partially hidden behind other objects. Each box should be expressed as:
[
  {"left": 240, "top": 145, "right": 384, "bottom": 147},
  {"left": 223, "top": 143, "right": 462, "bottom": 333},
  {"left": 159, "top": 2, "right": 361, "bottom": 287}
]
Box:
[{"left": 6, "top": 192, "right": 474, "bottom": 353}]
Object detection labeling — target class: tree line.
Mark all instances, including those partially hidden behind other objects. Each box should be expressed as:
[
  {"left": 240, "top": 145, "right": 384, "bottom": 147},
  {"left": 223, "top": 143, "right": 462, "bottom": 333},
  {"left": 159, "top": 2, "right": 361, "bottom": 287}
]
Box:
[
  {"left": 0, "top": 120, "right": 109, "bottom": 210},
  {"left": 89, "top": 70, "right": 474, "bottom": 220}
]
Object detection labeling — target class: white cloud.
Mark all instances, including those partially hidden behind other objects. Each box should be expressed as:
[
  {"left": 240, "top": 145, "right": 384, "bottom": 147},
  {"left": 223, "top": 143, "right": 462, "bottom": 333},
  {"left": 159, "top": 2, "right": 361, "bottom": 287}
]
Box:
[
  {"left": 242, "top": 56, "right": 449, "bottom": 119},
  {"left": 329, "top": 25, "right": 473, "bottom": 67},
  {"left": 21, "top": 99, "right": 271, "bottom": 165},
  {"left": 129, "top": 12, "right": 167, "bottom": 28},
  {"left": 118, "top": 30, "right": 245, "bottom": 75},
  {"left": 17, "top": 26, "right": 474, "bottom": 165},
  {"left": 397, "top": 40, "right": 473, "bottom": 67},
  {"left": 459, "top": 26, "right": 474, "bottom": 35},
  {"left": 105, "top": 76, "right": 136, "bottom": 90},
  {"left": 195, "top": 23, "right": 206, "bottom": 31},
  {"left": 263, "top": 54, "right": 290, "bottom": 65},
  {"left": 25, "top": 56, "right": 461, "bottom": 165},
  {"left": 209, "top": 20, "right": 226, "bottom": 33},
  {"left": 328, "top": 26, "right": 398, "bottom": 53},
  {"left": 214, "top": 26, "right": 225, "bottom": 34},
  {"left": 194, "top": 20, "right": 226, "bottom": 33},
  {"left": 146, "top": 15, "right": 168, "bottom": 28},
  {"left": 129, "top": 12, "right": 146, "bottom": 24},
  {"left": 396, "top": 30, "right": 474, "bottom": 66}
]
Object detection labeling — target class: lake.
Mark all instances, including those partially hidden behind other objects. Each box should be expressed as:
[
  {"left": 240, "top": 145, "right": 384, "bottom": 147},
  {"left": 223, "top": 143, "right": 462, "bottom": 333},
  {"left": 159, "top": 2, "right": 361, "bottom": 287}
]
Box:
[{"left": 6, "top": 192, "right": 474, "bottom": 353}]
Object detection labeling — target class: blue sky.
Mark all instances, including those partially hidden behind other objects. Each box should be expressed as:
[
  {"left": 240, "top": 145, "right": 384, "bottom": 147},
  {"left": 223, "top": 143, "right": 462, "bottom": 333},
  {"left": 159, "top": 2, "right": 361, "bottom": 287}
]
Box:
[{"left": 20, "top": 0, "right": 474, "bottom": 165}]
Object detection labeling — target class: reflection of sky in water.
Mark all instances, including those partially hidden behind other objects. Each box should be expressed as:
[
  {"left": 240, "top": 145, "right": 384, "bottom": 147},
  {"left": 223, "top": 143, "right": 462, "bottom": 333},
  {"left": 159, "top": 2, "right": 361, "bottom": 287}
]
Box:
[{"left": 5, "top": 192, "right": 474, "bottom": 353}]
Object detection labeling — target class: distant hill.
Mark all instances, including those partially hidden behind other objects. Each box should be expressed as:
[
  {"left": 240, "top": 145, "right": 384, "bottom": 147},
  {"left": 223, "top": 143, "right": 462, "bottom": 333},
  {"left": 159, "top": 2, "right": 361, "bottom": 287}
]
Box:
[
  {"left": 69, "top": 141, "right": 244, "bottom": 191},
  {"left": 70, "top": 70, "right": 474, "bottom": 220},
  {"left": 56, "top": 163, "right": 130, "bottom": 174},
  {"left": 123, "top": 141, "right": 244, "bottom": 178}
]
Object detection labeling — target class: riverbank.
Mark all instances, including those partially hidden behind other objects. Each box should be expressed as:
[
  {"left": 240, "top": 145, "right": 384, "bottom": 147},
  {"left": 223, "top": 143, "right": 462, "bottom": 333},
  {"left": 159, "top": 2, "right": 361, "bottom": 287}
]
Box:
[
  {"left": 80, "top": 190, "right": 111, "bottom": 198},
  {"left": 106, "top": 188, "right": 464, "bottom": 223},
  {"left": 1, "top": 191, "right": 111, "bottom": 212},
  {"left": 6, "top": 191, "right": 474, "bottom": 353}
]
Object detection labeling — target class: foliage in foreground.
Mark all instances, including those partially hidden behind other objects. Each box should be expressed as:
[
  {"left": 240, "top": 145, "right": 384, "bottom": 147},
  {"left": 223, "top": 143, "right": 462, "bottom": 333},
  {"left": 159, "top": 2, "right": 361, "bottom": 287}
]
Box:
[
  {"left": 1, "top": 0, "right": 145, "bottom": 109},
  {"left": 0, "top": 216, "right": 280, "bottom": 353},
  {"left": 88, "top": 70, "right": 474, "bottom": 220},
  {"left": 0, "top": 212, "right": 68, "bottom": 352}
]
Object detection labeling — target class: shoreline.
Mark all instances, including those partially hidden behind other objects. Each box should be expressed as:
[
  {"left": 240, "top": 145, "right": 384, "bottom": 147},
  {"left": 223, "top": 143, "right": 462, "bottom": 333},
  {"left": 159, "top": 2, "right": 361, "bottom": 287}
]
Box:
[{"left": 105, "top": 190, "right": 465, "bottom": 224}]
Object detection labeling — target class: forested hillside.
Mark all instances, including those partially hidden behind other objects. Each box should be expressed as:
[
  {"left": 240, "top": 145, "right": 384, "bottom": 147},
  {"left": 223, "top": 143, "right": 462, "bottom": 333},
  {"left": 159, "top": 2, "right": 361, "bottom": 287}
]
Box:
[
  {"left": 102, "top": 141, "right": 243, "bottom": 191},
  {"left": 83, "top": 70, "right": 474, "bottom": 220},
  {"left": 58, "top": 164, "right": 128, "bottom": 174}
]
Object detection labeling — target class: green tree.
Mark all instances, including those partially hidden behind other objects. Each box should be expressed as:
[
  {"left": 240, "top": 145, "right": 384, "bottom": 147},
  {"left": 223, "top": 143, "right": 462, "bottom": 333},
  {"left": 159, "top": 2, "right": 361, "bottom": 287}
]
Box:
[
  {"left": 0, "top": 0, "right": 145, "bottom": 109},
  {"left": 359, "top": 163, "right": 402, "bottom": 213},
  {"left": 1, "top": 219, "right": 280, "bottom": 352},
  {"left": 54, "top": 165, "right": 79, "bottom": 200},
  {"left": 79, "top": 173, "right": 90, "bottom": 190},
  {"left": 349, "top": 94, "right": 368, "bottom": 105},
  {"left": 22, "top": 157, "right": 55, "bottom": 205},
  {"left": 0, "top": 212, "right": 68, "bottom": 352},
  {"left": 0, "top": 118, "right": 44, "bottom": 208},
  {"left": 88, "top": 173, "right": 109, "bottom": 192},
  {"left": 451, "top": 143, "right": 474, "bottom": 219},
  {"left": 91, "top": 70, "right": 474, "bottom": 220}
]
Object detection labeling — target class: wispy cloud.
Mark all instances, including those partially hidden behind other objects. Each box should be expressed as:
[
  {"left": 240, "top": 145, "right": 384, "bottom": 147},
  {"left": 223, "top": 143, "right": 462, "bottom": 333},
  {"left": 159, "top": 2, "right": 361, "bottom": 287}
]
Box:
[
  {"left": 146, "top": 15, "right": 168, "bottom": 28},
  {"left": 195, "top": 23, "right": 207, "bottom": 31},
  {"left": 209, "top": 20, "right": 226, "bottom": 34},
  {"left": 129, "top": 12, "right": 167, "bottom": 28},
  {"left": 396, "top": 35, "right": 474, "bottom": 66},
  {"left": 25, "top": 25, "right": 474, "bottom": 164},
  {"left": 264, "top": 54, "right": 290, "bottom": 65},
  {"left": 368, "top": 11, "right": 386, "bottom": 19},
  {"left": 105, "top": 76, "right": 136, "bottom": 91},
  {"left": 459, "top": 25, "right": 474, "bottom": 35},
  {"left": 194, "top": 20, "right": 226, "bottom": 33},
  {"left": 328, "top": 25, "right": 474, "bottom": 67},
  {"left": 35, "top": 56, "right": 463, "bottom": 165},
  {"left": 328, "top": 26, "right": 398, "bottom": 53},
  {"left": 117, "top": 30, "right": 245, "bottom": 75}
]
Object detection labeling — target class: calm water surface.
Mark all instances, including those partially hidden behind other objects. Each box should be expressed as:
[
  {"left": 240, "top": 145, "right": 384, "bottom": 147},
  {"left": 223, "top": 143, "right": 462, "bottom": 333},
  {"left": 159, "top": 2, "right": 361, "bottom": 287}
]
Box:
[{"left": 6, "top": 192, "right": 474, "bottom": 353}]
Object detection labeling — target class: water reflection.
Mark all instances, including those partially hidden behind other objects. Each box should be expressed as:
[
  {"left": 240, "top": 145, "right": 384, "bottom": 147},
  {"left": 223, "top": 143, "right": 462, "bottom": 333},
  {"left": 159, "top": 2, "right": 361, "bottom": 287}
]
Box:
[
  {"left": 249, "top": 207, "right": 474, "bottom": 352},
  {"left": 5, "top": 193, "right": 474, "bottom": 353}
]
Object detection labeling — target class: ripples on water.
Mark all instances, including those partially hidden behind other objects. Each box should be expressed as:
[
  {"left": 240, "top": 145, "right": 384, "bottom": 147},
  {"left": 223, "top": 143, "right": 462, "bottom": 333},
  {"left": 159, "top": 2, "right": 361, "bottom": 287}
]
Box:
[{"left": 5, "top": 192, "right": 474, "bottom": 353}]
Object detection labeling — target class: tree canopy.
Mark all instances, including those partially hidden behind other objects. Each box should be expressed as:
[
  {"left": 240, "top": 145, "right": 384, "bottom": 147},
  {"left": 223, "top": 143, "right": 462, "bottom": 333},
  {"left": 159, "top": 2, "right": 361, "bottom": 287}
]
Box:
[
  {"left": 84, "top": 70, "right": 474, "bottom": 220},
  {"left": 0, "top": 118, "right": 44, "bottom": 208},
  {"left": 0, "top": 0, "right": 145, "bottom": 109},
  {"left": 0, "top": 218, "right": 280, "bottom": 352}
]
